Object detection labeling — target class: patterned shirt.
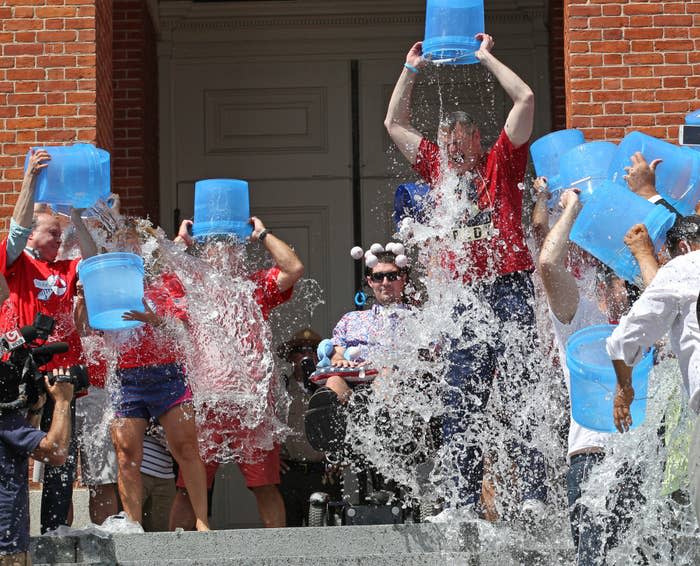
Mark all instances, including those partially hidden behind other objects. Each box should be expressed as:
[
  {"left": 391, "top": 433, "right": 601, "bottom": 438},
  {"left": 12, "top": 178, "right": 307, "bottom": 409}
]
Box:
[{"left": 332, "top": 303, "right": 409, "bottom": 363}]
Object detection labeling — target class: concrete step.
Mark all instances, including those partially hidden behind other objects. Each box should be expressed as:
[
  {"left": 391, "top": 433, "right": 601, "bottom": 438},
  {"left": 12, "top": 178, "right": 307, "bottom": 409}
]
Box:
[{"left": 31, "top": 522, "right": 700, "bottom": 565}]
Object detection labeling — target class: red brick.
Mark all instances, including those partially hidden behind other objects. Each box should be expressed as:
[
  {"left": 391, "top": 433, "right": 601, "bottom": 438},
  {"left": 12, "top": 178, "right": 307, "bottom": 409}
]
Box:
[
  {"left": 590, "top": 41, "right": 630, "bottom": 53},
  {"left": 624, "top": 53, "right": 663, "bottom": 65},
  {"left": 654, "top": 15, "right": 693, "bottom": 27},
  {"left": 656, "top": 39, "right": 694, "bottom": 51},
  {"left": 624, "top": 28, "right": 663, "bottom": 40},
  {"left": 655, "top": 89, "right": 696, "bottom": 101},
  {"left": 623, "top": 3, "right": 664, "bottom": 16}
]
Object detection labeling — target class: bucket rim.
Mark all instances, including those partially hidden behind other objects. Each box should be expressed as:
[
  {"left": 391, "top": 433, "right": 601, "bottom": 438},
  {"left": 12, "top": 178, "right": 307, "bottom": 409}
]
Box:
[{"left": 78, "top": 252, "right": 144, "bottom": 275}]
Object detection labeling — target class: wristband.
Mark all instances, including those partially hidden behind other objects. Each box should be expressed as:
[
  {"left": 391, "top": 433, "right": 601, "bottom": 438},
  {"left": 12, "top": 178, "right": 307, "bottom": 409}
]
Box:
[
  {"left": 27, "top": 407, "right": 43, "bottom": 416},
  {"left": 403, "top": 63, "right": 419, "bottom": 74},
  {"left": 258, "top": 229, "right": 270, "bottom": 242}
]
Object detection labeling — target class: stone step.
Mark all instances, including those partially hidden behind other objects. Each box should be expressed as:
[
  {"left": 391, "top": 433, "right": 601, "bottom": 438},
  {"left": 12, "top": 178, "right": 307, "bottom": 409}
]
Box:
[
  {"left": 32, "top": 522, "right": 700, "bottom": 565},
  {"left": 32, "top": 523, "right": 478, "bottom": 565}
]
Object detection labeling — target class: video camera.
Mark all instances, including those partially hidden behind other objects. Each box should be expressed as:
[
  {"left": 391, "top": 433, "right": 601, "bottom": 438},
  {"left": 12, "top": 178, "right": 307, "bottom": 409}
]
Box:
[{"left": 0, "top": 313, "right": 89, "bottom": 413}]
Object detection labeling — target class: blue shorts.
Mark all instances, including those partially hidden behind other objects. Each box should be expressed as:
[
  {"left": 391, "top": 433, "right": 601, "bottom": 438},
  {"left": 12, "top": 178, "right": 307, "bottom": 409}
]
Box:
[{"left": 114, "top": 363, "right": 191, "bottom": 420}]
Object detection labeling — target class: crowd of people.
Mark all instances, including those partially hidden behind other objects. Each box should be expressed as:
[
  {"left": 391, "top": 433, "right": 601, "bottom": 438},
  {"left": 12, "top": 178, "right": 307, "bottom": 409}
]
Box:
[{"left": 1, "top": 32, "right": 700, "bottom": 566}]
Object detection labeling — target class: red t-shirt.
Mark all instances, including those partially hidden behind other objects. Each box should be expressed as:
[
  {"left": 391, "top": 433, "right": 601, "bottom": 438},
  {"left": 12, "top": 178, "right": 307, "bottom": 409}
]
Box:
[
  {"left": 412, "top": 129, "right": 534, "bottom": 281},
  {"left": 0, "top": 242, "right": 82, "bottom": 370},
  {"left": 251, "top": 267, "right": 293, "bottom": 319},
  {"left": 117, "top": 272, "right": 189, "bottom": 369}
]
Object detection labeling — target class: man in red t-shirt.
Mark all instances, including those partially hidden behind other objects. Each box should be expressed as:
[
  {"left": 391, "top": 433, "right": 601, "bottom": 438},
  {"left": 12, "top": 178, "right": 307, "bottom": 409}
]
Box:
[
  {"left": 384, "top": 35, "right": 547, "bottom": 518},
  {"left": 0, "top": 149, "right": 99, "bottom": 533},
  {"left": 170, "top": 216, "right": 303, "bottom": 529}
]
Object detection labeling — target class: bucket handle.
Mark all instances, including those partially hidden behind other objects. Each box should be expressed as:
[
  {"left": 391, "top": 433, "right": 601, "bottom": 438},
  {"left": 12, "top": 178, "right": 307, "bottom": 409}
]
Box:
[
  {"left": 594, "top": 378, "right": 650, "bottom": 400},
  {"left": 425, "top": 52, "right": 476, "bottom": 65}
]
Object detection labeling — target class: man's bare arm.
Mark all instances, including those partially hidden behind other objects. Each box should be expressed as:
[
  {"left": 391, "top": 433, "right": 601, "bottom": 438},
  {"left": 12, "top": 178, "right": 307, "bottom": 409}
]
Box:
[
  {"left": 31, "top": 375, "right": 73, "bottom": 466},
  {"left": 384, "top": 41, "right": 426, "bottom": 165},
  {"left": 475, "top": 34, "right": 534, "bottom": 148},
  {"left": 538, "top": 190, "right": 581, "bottom": 324},
  {"left": 13, "top": 150, "right": 51, "bottom": 229},
  {"left": 250, "top": 217, "right": 304, "bottom": 293}
]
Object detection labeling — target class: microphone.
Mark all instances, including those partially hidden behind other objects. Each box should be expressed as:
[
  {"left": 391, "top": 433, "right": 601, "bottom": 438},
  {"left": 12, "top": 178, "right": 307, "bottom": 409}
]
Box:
[
  {"left": 32, "top": 342, "right": 69, "bottom": 358},
  {"left": 1, "top": 326, "right": 36, "bottom": 353}
]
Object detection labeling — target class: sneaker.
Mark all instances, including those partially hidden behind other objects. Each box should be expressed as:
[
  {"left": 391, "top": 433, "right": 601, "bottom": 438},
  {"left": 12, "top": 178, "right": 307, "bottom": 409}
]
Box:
[
  {"left": 520, "top": 499, "right": 546, "bottom": 527},
  {"left": 424, "top": 506, "right": 478, "bottom": 524}
]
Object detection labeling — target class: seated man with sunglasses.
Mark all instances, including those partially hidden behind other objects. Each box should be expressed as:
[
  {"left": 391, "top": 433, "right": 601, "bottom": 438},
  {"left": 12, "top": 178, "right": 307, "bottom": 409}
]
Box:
[{"left": 305, "top": 251, "right": 411, "bottom": 451}]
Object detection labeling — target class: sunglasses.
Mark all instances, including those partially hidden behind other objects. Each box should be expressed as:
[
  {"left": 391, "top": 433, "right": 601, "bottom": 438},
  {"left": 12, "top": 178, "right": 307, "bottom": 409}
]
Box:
[{"left": 369, "top": 271, "right": 402, "bottom": 282}]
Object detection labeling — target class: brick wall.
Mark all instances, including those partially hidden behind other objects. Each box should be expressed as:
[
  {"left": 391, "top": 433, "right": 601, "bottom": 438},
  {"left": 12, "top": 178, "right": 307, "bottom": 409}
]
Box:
[
  {"left": 0, "top": 1, "right": 99, "bottom": 230},
  {"left": 95, "top": 0, "right": 112, "bottom": 153},
  {"left": 565, "top": 0, "right": 700, "bottom": 142},
  {"left": 112, "top": 0, "right": 159, "bottom": 220},
  {"left": 549, "top": 0, "right": 566, "bottom": 130}
]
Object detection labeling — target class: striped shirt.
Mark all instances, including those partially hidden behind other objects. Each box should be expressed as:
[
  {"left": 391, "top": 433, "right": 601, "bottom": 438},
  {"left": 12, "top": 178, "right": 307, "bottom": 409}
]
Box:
[{"left": 140, "top": 433, "right": 175, "bottom": 479}]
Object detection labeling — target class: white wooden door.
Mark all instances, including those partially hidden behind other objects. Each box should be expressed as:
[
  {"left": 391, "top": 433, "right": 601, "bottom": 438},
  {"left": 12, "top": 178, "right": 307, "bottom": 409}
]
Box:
[{"left": 167, "top": 57, "right": 354, "bottom": 529}]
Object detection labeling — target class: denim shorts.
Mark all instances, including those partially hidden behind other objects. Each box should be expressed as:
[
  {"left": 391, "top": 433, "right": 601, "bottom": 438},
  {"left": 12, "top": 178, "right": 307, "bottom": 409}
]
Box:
[{"left": 113, "top": 363, "right": 191, "bottom": 420}]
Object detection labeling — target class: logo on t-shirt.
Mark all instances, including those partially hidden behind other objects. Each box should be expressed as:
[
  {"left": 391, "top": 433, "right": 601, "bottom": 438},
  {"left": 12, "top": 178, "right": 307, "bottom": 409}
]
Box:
[{"left": 34, "top": 274, "right": 68, "bottom": 301}]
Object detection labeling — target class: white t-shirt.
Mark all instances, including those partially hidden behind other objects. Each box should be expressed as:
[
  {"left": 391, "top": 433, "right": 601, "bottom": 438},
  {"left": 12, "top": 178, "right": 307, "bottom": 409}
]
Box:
[{"left": 550, "top": 272, "right": 613, "bottom": 458}]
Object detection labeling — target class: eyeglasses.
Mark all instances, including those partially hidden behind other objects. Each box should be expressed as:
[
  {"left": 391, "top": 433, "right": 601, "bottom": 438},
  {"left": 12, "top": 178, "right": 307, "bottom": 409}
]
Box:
[{"left": 369, "top": 271, "right": 402, "bottom": 282}]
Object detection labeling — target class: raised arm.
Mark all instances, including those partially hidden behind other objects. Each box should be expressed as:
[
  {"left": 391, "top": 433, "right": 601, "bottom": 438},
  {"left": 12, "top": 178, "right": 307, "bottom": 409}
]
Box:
[
  {"left": 383, "top": 42, "right": 427, "bottom": 165},
  {"left": 250, "top": 217, "right": 304, "bottom": 293},
  {"left": 13, "top": 149, "right": 51, "bottom": 229},
  {"left": 530, "top": 177, "right": 551, "bottom": 254},
  {"left": 70, "top": 208, "right": 98, "bottom": 259},
  {"left": 537, "top": 189, "right": 582, "bottom": 324},
  {"left": 475, "top": 34, "right": 534, "bottom": 148},
  {"left": 624, "top": 224, "right": 659, "bottom": 287}
]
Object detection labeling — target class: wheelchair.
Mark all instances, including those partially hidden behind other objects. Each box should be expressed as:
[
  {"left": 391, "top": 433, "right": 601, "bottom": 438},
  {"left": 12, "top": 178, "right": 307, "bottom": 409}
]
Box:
[{"left": 303, "top": 361, "right": 441, "bottom": 527}]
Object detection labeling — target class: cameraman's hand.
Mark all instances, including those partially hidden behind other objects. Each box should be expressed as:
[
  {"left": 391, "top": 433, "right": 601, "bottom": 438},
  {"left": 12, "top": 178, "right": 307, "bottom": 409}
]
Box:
[{"left": 46, "top": 368, "right": 74, "bottom": 403}]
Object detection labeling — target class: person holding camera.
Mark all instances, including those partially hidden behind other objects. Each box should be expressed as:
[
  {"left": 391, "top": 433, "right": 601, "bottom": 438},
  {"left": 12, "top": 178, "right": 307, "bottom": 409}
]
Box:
[
  {"left": 0, "top": 150, "right": 98, "bottom": 534},
  {"left": 0, "top": 369, "right": 74, "bottom": 566}
]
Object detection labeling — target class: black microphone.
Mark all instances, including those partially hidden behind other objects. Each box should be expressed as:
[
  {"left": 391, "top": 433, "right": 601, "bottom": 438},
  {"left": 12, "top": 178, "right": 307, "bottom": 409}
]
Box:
[{"left": 32, "top": 342, "right": 69, "bottom": 358}]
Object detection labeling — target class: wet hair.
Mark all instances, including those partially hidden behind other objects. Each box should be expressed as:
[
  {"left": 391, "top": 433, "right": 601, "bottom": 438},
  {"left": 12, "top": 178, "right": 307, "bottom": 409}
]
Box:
[
  {"left": 439, "top": 111, "right": 477, "bottom": 133},
  {"left": 363, "top": 251, "right": 410, "bottom": 277},
  {"left": 666, "top": 215, "right": 700, "bottom": 257}
]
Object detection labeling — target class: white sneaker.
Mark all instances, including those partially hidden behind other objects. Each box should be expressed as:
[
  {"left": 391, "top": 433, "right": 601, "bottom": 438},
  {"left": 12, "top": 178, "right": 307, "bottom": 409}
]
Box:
[
  {"left": 424, "top": 506, "right": 478, "bottom": 524},
  {"left": 520, "top": 499, "right": 546, "bottom": 526}
]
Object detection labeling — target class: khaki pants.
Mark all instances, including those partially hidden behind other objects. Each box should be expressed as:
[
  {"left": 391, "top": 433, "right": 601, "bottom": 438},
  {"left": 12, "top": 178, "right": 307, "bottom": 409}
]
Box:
[
  {"left": 689, "top": 413, "right": 700, "bottom": 526},
  {"left": 141, "top": 473, "right": 176, "bottom": 532},
  {"left": 0, "top": 552, "right": 31, "bottom": 566}
]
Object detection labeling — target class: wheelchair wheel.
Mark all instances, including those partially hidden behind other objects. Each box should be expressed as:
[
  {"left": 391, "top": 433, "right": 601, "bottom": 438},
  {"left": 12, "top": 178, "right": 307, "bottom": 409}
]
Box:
[{"left": 308, "top": 492, "right": 329, "bottom": 527}]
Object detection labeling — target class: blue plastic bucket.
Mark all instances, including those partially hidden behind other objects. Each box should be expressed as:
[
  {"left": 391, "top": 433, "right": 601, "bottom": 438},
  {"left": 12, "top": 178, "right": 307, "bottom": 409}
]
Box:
[
  {"left": 423, "top": 0, "right": 484, "bottom": 65},
  {"left": 686, "top": 110, "right": 700, "bottom": 125},
  {"left": 559, "top": 141, "right": 618, "bottom": 202},
  {"left": 26, "top": 144, "right": 111, "bottom": 209},
  {"left": 192, "top": 179, "right": 253, "bottom": 241},
  {"left": 393, "top": 182, "right": 431, "bottom": 228},
  {"left": 566, "top": 324, "right": 652, "bottom": 433},
  {"left": 78, "top": 253, "right": 144, "bottom": 331},
  {"left": 530, "top": 129, "right": 586, "bottom": 205},
  {"left": 570, "top": 180, "right": 676, "bottom": 284},
  {"left": 608, "top": 131, "right": 700, "bottom": 216}
]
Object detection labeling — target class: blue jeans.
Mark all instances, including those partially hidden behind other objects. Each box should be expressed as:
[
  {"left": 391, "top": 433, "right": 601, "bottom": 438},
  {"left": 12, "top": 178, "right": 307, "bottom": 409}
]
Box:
[
  {"left": 39, "top": 397, "right": 77, "bottom": 534},
  {"left": 567, "top": 453, "right": 642, "bottom": 566},
  {"left": 442, "top": 271, "right": 547, "bottom": 506}
]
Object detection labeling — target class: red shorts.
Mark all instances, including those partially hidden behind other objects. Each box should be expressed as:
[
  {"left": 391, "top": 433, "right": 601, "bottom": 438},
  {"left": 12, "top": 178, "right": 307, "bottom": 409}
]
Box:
[{"left": 176, "top": 444, "right": 281, "bottom": 490}]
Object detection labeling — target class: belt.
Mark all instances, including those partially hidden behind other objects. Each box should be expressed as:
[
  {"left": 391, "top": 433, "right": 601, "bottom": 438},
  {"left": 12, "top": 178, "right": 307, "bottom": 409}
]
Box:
[{"left": 569, "top": 451, "right": 605, "bottom": 465}]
